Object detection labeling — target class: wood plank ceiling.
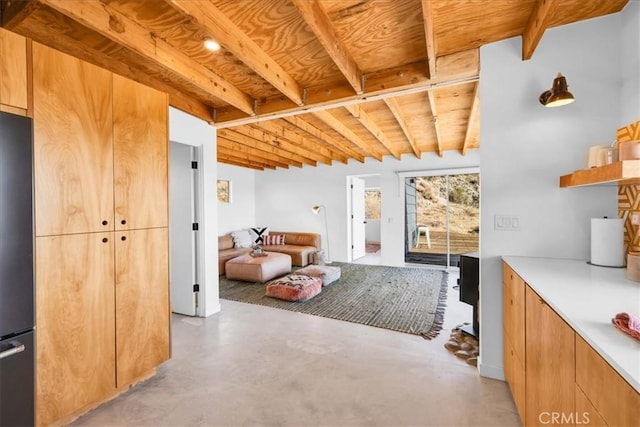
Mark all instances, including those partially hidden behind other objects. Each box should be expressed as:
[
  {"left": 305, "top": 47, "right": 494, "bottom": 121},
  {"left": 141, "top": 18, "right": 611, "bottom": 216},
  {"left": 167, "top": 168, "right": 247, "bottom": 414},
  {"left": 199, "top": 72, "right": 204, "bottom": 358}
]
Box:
[{"left": 1, "top": 0, "right": 628, "bottom": 170}]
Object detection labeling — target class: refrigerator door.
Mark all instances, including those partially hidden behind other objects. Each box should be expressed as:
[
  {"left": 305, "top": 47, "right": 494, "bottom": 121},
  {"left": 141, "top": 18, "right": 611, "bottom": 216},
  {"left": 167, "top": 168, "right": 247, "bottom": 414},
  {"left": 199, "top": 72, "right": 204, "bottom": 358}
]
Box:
[
  {"left": 0, "top": 111, "right": 34, "bottom": 338},
  {"left": 0, "top": 330, "right": 35, "bottom": 426}
]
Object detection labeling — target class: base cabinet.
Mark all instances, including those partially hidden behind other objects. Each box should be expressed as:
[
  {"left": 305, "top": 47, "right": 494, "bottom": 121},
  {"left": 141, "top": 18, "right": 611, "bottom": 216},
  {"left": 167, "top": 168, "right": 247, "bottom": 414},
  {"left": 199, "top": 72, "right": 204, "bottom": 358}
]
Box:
[
  {"left": 503, "top": 261, "right": 640, "bottom": 427},
  {"left": 525, "top": 286, "right": 575, "bottom": 426},
  {"left": 0, "top": 28, "right": 28, "bottom": 113}
]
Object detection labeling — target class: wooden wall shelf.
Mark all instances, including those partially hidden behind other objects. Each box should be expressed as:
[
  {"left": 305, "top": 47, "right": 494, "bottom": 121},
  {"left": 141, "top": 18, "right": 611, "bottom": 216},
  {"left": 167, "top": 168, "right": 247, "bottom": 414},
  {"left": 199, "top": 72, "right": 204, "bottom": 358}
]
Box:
[{"left": 559, "top": 160, "right": 640, "bottom": 187}]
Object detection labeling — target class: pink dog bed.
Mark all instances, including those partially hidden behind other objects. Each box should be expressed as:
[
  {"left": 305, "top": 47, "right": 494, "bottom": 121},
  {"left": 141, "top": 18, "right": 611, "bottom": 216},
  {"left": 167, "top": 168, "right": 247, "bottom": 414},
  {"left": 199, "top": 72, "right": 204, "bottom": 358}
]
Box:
[{"left": 265, "top": 274, "right": 322, "bottom": 301}]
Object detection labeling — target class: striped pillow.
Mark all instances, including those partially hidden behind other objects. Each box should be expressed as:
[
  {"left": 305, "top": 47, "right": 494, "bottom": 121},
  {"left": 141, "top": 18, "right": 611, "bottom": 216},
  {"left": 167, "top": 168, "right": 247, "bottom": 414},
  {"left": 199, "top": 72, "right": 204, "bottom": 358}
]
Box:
[{"left": 263, "top": 234, "right": 285, "bottom": 245}]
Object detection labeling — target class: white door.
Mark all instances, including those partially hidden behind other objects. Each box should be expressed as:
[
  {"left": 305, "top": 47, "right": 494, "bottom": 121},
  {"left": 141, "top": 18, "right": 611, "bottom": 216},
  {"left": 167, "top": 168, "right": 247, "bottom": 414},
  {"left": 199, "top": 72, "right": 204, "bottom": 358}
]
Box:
[
  {"left": 170, "top": 142, "right": 197, "bottom": 316},
  {"left": 351, "top": 177, "right": 366, "bottom": 260}
]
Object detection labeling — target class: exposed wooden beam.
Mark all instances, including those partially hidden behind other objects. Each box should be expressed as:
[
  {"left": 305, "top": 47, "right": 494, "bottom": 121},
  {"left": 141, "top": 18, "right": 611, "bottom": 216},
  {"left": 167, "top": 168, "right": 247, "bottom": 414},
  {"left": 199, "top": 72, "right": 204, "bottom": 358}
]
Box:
[
  {"left": 462, "top": 82, "right": 480, "bottom": 155},
  {"left": 427, "top": 91, "right": 443, "bottom": 157},
  {"left": 244, "top": 123, "right": 333, "bottom": 165},
  {"left": 218, "top": 137, "right": 292, "bottom": 169},
  {"left": 421, "top": 0, "right": 436, "bottom": 78},
  {"left": 312, "top": 110, "right": 383, "bottom": 161},
  {"left": 284, "top": 116, "right": 365, "bottom": 163},
  {"left": 217, "top": 149, "right": 273, "bottom": 170},
  {"left": 39, "top": 0, "right": 255, "bottom": 115},
  {"left": 291, "top": 0, "right": 363, "bottom": 94},
  {"left": 522, "top": 0, "right": 555, "bottom": 60},
  {"left": 219, "top": 128, "right": 316, "bottom": 167},
  {"left": 344, "top": 104, "right": 401, "bottom": 160},
  {"left": 166, "top": 0, "right": 305, "bottom": 106},
  {"left": 215, "top": 49, "right": 479, "bottom": 126},
  {"left": 384, "top": 98, "right": 421, "bottom": 158}
]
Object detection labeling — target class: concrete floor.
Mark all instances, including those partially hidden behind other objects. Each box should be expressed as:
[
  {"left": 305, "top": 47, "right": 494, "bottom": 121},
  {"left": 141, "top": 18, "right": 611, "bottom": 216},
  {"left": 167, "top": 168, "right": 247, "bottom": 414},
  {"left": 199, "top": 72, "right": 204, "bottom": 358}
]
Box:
[{"left": 73, "top": 268, "right": 520, "bottom": 427}]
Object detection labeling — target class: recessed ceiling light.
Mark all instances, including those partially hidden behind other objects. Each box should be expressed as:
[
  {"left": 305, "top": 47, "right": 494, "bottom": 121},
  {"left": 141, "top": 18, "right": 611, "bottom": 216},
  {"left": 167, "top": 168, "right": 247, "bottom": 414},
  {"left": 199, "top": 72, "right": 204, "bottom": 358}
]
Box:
[{"left": 204, "top": 39, "right": 221, "bottom": 52}]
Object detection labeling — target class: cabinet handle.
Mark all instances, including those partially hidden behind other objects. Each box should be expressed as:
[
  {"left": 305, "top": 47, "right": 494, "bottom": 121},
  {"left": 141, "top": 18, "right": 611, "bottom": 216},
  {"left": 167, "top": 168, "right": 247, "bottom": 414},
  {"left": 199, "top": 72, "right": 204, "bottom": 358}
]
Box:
[
  {"left": 121, "top": 219, "right": 127, "bottom": 225},
  {"left": 102, "top": 220, "right": 108, "bottom": 226},
  {"left": 102, "top": 237, "right": 108, "bottom": 243},
  {"left": 0, "top": 342, "right": 25, "bottom": 360},
  {"left": 121, "top": 236, "right": 127, "bottom": 241}
]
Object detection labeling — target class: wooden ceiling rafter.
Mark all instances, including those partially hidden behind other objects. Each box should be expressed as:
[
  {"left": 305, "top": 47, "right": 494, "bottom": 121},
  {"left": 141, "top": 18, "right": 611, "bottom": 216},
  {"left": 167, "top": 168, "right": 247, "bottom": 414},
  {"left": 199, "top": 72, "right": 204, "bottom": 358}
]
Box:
[
  {"left": 166, "top": 0, "right": 305, "bottom": 107},
  {"left": 522, "top": 0, "right": 556, "bottom": 60},
  {"left": 284, "top": 116, "right": 365, "bottom": 163},
  {"left": 38, "top": 0, "right": 256, "bottom": 115},
  {"left": 421, "top": 0, "right": 437, "bottom": 78},
  {"left": 384, "top": 98, "right": 421, "bottom": 158},
  {"left": 218, "top": 128, "right": 315, "bottom": 167},
  {"left": 427, "top": 91, "right": 443, "bottom": 157},
  {"left": 344, "top": 104, "right": 402, "bottom": 160},
  {"left": 255, "top": 120, "right": 340, "bottom": 165},
  {"left": 292, "top": 0, "right": 364, "bottom": 95},
  {"left": 462, "top": 81, "right": 480, "bottom": 156},
  {"left": 214, "top": 49, "right": 480, "bottom": 126},
  {"left": 217, "top": 150, "right": 273, "bottom": 171},
  {"left": 312, "top": 110, "right": 383, "bottom": 161},
  {"left": 217, "top": 137, "right": 295, "bottom": 169}
]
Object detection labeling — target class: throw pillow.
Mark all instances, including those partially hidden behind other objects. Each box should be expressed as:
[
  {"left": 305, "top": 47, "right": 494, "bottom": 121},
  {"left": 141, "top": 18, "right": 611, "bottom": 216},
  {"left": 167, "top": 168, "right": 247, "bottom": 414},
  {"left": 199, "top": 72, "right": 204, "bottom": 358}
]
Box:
[
  {"left": 263, "top": 234, "right": 285, "bottom": 245},
  {"left": 248, "top": 226, "right": 270, "bottom": 245},
  {"left": 230, "top": 229, "right": 253, "bottom": 248}
]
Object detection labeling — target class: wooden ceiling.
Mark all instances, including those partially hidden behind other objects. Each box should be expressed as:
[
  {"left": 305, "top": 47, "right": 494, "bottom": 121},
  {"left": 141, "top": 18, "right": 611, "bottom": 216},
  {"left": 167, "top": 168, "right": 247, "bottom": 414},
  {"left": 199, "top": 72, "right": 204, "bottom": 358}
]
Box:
[{"left": 1, "top": 0, "right": 628, "bottom": 170}]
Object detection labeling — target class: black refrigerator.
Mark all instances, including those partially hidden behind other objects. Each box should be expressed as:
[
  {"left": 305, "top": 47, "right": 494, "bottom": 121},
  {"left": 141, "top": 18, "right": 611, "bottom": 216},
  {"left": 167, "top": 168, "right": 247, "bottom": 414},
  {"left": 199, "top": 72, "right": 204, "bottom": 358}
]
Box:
[{"left": 0, "top": 111, "right": 35, "bottom": 426}]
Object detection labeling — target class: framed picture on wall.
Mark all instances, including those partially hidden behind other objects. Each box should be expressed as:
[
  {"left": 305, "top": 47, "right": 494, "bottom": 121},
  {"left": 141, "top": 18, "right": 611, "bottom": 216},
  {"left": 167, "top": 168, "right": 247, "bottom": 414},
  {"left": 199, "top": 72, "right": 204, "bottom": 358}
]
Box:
[{"left": 217, "top": 179, "right": 231, "bottom": 203}]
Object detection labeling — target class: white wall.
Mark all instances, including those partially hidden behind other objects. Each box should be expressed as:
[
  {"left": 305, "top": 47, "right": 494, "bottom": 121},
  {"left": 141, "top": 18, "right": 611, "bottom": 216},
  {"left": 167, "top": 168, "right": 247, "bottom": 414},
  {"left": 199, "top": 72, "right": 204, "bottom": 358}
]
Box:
[
  {"left": 255, "top": 151, "right": 479, "bottom": 266},
  {"left": 479, "top": 13, "right": 626, "bottom": 379},
  {"left": 621, "top": 0, "right": 640, "bottom": 126},
  {"left": 217, "top": 163, "right": 256, "bottom": 234},
  {"left": 169, "top": 107, "right": 220, "bottom": 316}
]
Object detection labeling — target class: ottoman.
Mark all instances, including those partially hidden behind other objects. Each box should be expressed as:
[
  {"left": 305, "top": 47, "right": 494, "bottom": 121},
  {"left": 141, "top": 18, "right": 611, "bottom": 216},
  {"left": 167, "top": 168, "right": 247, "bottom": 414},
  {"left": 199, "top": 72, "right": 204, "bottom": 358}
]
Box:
[
  {"left": 225, "top": 252, "right": 292, "bottom": 283},
  {"left": 296, "top": 265, "right": 341, "bottom": 286},
  {"left": 265, "top": 274, "right": 322, "bottom": 301}
]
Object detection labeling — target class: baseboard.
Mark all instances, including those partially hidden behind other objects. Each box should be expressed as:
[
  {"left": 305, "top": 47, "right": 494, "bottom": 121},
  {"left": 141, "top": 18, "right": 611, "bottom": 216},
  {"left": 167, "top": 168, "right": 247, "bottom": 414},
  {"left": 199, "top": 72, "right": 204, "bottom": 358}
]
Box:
[{"left": 478, "top": 358, "right": 505, "bottom": 381}]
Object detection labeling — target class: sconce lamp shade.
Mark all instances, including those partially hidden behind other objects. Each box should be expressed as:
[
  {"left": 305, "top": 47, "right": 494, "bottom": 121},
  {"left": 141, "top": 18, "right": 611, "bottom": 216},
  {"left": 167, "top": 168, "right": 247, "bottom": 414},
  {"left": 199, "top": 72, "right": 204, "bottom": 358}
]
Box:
[
  {"left": 312, "top": 205, "right": 322, "bottom": 214},
  {"left": 539, "top": 73, "right": 574, "bottom": 107}
]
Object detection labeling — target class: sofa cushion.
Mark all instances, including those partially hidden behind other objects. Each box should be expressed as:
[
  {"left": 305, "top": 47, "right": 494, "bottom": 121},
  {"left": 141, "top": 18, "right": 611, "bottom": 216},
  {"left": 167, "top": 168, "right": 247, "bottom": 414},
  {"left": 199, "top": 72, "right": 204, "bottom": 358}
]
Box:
[
  {"left": 230, "top": 229, "right": 253, "bottom": 248},
  {"left": 219, "top": 235, "right": 235, "bottom": 251},
  {"left": 263, "top": 234, "right": 285, "bottom": 245},
  {"left": 225, "top": 252, "right": 291, "bottom": 283},
  {"left": 265, "top": 245, "right": 317, "bottom": 267},
  {"left": 218, "top": 247, "right": 251, "bottom": 275},
  {"left": 248, "top": 226, "right": 270, "bottom": 245}
]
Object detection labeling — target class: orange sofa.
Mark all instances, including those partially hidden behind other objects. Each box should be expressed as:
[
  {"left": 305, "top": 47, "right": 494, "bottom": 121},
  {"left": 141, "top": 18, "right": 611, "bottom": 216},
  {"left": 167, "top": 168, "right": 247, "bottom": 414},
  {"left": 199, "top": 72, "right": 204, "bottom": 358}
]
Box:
[{"left": 218, "top": 231, "right": 321, "bottom": 275}]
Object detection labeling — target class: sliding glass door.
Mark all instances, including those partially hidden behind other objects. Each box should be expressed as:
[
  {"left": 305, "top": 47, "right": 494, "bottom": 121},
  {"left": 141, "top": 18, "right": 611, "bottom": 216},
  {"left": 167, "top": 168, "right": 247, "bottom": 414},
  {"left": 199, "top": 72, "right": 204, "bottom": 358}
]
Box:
[{"left": 404, "top": 172, "right": 479, "bottom": 268}]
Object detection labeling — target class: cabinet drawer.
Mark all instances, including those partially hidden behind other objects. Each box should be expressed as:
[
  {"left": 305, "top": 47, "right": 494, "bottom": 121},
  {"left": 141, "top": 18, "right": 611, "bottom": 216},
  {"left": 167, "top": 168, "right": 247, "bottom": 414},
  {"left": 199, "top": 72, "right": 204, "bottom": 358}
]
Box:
[
  {"left": 575, "top": 384, "right": 607, "bottom": 427},
  {"left": 575, "top": 335, "right": 640, "bottom": 426}
]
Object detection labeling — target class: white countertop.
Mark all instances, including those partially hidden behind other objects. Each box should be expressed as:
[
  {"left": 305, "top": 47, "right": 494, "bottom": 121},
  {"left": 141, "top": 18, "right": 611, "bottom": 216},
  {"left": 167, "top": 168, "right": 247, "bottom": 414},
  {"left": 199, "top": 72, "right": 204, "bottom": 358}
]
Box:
[{"left": 502, "top": 256, "right": 640, "bottom": 393}]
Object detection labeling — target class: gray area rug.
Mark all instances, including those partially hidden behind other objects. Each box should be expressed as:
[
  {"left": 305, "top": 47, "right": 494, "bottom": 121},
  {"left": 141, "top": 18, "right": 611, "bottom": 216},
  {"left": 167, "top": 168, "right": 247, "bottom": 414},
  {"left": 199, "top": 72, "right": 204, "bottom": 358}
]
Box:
[{"left": 219, "top": 262, "right": 448, "bottom": 339}]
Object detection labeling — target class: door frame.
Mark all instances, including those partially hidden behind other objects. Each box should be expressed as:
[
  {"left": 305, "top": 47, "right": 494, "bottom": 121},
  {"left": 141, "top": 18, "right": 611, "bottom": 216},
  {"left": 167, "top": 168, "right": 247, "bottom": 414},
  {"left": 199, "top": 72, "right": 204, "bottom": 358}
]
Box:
[{"left": 346, "top": 174, "right": 381, "bottom": 262}]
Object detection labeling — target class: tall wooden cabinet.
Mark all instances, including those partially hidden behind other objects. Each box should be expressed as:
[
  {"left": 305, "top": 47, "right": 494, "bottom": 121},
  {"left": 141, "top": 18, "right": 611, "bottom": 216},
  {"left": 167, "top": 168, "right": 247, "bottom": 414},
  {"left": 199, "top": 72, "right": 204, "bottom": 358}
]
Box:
[
  {"left": 0, "top": 28, "right": 28, "bottom": 114},
  {"left": 33, "top": 43, "right": 170, "bottom": 426}
]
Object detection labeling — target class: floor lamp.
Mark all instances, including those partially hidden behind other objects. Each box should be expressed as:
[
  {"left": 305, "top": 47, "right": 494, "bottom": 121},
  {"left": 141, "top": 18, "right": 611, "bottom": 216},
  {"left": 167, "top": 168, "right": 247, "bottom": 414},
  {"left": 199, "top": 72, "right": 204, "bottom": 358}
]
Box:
[{"left": 312, "top": 205, "right": 331, "bottom": 263}]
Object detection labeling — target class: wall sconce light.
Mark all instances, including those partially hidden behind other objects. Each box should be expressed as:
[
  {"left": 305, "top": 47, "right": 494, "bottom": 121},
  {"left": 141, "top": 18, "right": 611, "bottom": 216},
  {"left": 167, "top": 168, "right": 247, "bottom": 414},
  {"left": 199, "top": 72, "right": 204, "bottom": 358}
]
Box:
[
  {"left": 539, "top": 73, "right": 575, "bottom": 107},
  {"left": 312, "top": 205, "right": 331, "bottom": 263}
]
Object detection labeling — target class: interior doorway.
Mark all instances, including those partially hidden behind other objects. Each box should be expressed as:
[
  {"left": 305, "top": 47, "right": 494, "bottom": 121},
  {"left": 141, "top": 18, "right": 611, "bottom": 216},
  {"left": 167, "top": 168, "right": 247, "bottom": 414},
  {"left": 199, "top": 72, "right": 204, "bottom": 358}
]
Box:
[
  {"left": 349, "top": 174, "right": 381, "bottom": 264},
  {"left": 404, "top": 172, "right": 480, "bottom": 268}
]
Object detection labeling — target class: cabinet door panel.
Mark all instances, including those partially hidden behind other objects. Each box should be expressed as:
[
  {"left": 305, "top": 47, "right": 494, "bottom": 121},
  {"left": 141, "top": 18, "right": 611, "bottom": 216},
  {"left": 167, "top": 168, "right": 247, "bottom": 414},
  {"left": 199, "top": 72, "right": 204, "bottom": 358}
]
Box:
[
  {"left": 504, "top": 335, "right": 526, "bottom": 424},
  {"left": 575, "top": 335, "right": 640, "bottom": 426},
  {"left": 115, "top": 228, "right": 170, "bottom": 387},
  {"left": 575, "top": 384, "right": 607, "bottom": 427},
  {"left": 35, "top": 234, "right": 115, "bottom": 426},
  {"left": 0, "top": 28, "right": 28, "bottom": 110},
  {"left": 113, "top": 75, "right": 168, "bottom": 230},
  {"left": 33, "top": 43, "right": 113, "bottom": 236},
  {"left": 525, "top": 286, "right": 575, "bottom": 426}
]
